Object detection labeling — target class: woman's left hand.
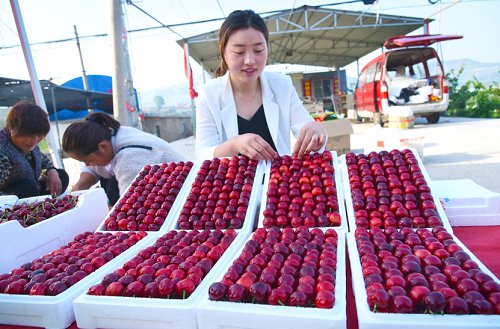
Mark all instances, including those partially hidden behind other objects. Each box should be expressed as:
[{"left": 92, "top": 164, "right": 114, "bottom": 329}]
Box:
[
  {"left": 46, "top": 169, "right": 62, "bottom": 196},
  {"left": 293, "top": 121, "right": 327, "bottom": 159}
]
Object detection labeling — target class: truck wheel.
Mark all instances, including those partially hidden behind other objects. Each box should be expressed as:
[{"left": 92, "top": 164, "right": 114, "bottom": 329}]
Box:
[
  {"left": 373, "top": 112, "right": 384, "bottom": 127},
  {"left": 426, "top": 112, "right": 441, "bottom": 124}
]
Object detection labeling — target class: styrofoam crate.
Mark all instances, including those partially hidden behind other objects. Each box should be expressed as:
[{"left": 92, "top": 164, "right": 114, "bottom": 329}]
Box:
[
  {"left": 347, "top": 232, "right": 500, "bottom": 329},
  {"left": 431, "top": 179, "right": 500, "bottom": 226},
  {"left": 168, "top": 159, "right": 266, "bottom": 234},
  {"left": 257, "top": 152, "right": 348, "bottom": 233},
  {"left": 340, "top": 148, "right": 453, "bottom": 233},
  {"left": 0, "top": 195, "right": 18, "bottom": 208},
  {"left": 0, "top": 189, "right": 109, "bottom": 274},
  {"left": 196, "top": 229, "right": 346, "bottom": 329},
  {"left": 95, "top": 161, "right": 200, "bottom": 234},
  {"left": 72, "top": 229, "right": 249, "bottom": 329},
  {"left": 0, "top": 232, "right": 156, "bottom": 329}
]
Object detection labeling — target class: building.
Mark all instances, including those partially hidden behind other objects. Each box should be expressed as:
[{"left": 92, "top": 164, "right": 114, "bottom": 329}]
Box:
[{"left": 141, "top": 112, "right": 193, "bottom": 143}]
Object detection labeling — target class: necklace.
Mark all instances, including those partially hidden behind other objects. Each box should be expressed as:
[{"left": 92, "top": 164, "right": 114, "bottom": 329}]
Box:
[{"left": 234, "top": 89, "right": 259, "bottom": 102}]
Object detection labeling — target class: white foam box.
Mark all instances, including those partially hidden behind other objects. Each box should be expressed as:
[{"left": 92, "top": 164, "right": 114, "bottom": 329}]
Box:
[
  {"left": 431, "top": 179, "right": 500, "bottom": 226},
  {"left": 257, "top": 152, "right": 348, "bottom": 234},
  {"left": 95, "top": 161, "right": 200, "bottom": 234},
  {"left": 0, "top": 195, "right": 18, "bottom": 208},
  {"left": 340, "top": 149, "right": 453, "bottom": 233},
  {"left": 73, "top": 229, "right": 249, "bottom": 329},
  {"left": 196, "top": 229, "right": 346, "bottom": 329},
  {"left": 346, "top": 231, "right": 500, "bottom": 328},
  {"left": 0, "top": 188, "right": 109, "bottom": 274},
  {"left": 168, "top": 160, "right": 266, "bottom": 235},
  {"left": 0, "top": 232, "right": 156, "bottom": 329}
]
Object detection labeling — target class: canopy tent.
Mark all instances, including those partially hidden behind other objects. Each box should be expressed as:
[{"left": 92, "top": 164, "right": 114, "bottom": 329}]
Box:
[
  {"left": 0, "top": 77, "right": 113, "bottom": 115},
  {"left": 177, "top": 5, "right": 430, "bottom": 74}
]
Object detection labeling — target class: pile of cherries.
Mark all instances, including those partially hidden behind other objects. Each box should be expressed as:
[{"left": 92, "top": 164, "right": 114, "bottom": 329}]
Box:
[
  {"left": 356, "top": 226, "right": 500, "bottom": 314},
  {"left": 0, "top": 231, "right": 146, "bottom": 296},
  {"left": 105, "top": 161, "right": 194, "bottom": 231},
  {"left": 0, "top": 194, "right": 79, "bottom": 228},
  {"left": 208, "top": 227, "right": 338, "bottom": 309},
  {"left": 262, "top": 151, "right": 341, "bottom": 228},
  {"left": 346, "top": 149, "right": 442, "bottom": 229},
  {"left": 87, "top": 229, "right": 237, "bottom": 299},
  {"left": 177, "top": 155, "right": 258, "bottom": 230}
]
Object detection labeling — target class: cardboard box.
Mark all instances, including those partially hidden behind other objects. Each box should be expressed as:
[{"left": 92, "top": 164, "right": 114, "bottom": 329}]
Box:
[
  {"left": 322, "top": 118, "right": 354, "bottom": 155},
  {"left": 389, "top": 116, "right": 414, "bottom": 129}
]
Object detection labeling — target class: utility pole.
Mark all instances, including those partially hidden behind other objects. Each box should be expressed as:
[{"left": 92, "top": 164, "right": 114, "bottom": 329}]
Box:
[
  {"left": 108, "top": 0, "right": 128, "bottom": 125},
  {"left": 74, "top": 25, "right": 93, "bottom": 113}
]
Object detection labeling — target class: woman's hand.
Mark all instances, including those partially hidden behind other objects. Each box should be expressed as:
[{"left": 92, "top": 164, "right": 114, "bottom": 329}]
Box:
[
  {"left": 215, "top": 133, "right": 278, "bottom": 161},
  {"left": 293, "top": 121, "right": 327, "bottom": 159},
  {"left": 46, "top": 169, "right": 62, "bottom": 196}
]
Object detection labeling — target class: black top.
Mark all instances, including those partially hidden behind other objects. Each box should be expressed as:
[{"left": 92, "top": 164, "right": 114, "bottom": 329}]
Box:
[{"left": 237, "top": 104, "right": 277, "bottom": 152}]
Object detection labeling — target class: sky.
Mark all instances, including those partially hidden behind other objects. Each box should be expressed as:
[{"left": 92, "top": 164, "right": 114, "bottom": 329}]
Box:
[{"left": 0, "top": 0, "right": 499, "bottom": 97}]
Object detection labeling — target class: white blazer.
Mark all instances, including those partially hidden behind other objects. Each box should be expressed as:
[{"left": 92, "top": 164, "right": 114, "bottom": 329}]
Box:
[{"left": 195, "top": 71, "right": 327, "bottom": 160}]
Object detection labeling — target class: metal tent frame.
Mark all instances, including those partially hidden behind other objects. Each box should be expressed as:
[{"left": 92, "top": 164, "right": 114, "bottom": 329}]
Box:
[{"left": 178, "top": 5, "right": 430, "bottom": 75}]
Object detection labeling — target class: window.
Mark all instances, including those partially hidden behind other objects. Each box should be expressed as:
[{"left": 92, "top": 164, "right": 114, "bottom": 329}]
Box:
[
  {"left": 356, "top": 69, "right": 367, "bottom": 89},
  {"left": 365, "top": 64, "right": 377, "bottom": 84},
  {"left": 413, "top": 62, "right": 426, "bottom": 79},
  {"left": 182, "top": 123, "right": 186, "bottom": 133},
  {"left": 375, "top": 63, "right": 382, "bottom": 81},
  {"left": 154, "top": 125, "right": 160, "bottom": 138},
  {"left": 426, "top": 57, "right": 442, "bottom": 77},
  {"left": 313, "top": 79, "right": 333, "bottom": 99}
]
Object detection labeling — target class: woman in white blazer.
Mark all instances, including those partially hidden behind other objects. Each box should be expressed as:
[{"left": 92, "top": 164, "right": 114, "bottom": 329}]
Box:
[{"left": 195, "top": 10, "right": 327, "bottom": 161}]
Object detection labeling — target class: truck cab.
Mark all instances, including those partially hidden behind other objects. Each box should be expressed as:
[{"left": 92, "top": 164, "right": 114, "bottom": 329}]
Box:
[{"left": 354, "top": 34, "right": 463, "bottom": 125}]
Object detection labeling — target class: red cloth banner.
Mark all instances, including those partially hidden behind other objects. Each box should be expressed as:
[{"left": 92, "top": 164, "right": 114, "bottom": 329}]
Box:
[{"left": 183, "top": 43, "right": 198, "bottom": 99}]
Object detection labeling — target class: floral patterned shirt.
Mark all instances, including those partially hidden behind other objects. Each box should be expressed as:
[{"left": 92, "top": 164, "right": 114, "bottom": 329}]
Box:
[{"left": 0, "top": 151, "right": 54, "bottom": 196}]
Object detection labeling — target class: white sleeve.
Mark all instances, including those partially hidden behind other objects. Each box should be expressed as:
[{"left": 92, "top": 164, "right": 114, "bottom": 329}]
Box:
[{"left": 194, "top": 88, "right": 221, "bottom": 160}]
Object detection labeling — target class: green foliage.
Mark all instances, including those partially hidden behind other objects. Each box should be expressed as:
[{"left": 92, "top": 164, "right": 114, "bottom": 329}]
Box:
[
  {"left": 154, "top": 95, "right": 165, "bottom": 110},
  {"left": 446, "top": 61, "right": 500, "bottom": 118}
]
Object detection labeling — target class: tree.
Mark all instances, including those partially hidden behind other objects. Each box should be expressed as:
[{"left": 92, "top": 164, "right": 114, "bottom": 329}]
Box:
[
  {"left": 446, "top": 62, "right": 500, "bottom": 118},
  {"left": 154, "top": 96, "right": 165, "bottom": 110}
]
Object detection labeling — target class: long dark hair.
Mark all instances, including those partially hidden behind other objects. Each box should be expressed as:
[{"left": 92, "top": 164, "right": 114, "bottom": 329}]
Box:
[
  {"left": 6, "top": 101, "right": 50, "bottom": 137},
  {"left": 62, "top": 112, "right": 120, "bottom": 157},
  {"left": 215, "top": 10, "right": 269, "bottom": 78}
]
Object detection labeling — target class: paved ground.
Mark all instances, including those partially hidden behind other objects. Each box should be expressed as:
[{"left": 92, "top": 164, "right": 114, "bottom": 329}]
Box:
[
  {"left": 350, "top": 117, "right": 500, "bottom": 193},
  {"left": 170, "top": 116, "right": 500, "bottom": 193}
]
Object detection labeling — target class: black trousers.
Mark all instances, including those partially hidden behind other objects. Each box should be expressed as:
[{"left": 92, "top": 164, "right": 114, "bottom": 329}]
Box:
[
  {"left": 1, "top": 169, "right": 69, "bottom": 199},
  {"left": 100, "top": 176, "right": 120, "bottom": 206}
]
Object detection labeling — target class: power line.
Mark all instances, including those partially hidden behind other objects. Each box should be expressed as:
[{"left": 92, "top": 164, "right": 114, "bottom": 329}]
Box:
[{"left": 126, "top": 1, "right": 185, "bottom": 40}]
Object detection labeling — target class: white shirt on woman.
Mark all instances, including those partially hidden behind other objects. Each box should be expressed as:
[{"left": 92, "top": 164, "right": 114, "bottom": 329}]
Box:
[{"left": 195, "top": 70, "right": 327, "bottom": 160}]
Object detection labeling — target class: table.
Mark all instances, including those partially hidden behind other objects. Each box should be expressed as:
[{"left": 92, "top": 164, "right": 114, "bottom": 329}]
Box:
[{"left": 1, "top": 226, "right": 499, "bottom": 329}]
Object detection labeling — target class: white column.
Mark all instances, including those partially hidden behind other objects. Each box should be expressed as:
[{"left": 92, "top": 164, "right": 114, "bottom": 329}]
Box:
[{"left": 9, "top": 0, "right": 62, "bottom": 168}]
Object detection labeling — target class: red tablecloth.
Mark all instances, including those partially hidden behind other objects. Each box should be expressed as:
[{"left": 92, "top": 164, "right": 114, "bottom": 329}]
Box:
[{"left": 1, "top": 226, "right": 499, "bottom": 329}]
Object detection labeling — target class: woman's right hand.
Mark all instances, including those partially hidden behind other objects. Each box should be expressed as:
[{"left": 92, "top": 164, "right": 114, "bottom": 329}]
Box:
[{"left": 215, "top": 133, "right": 278, "bottom": 161}]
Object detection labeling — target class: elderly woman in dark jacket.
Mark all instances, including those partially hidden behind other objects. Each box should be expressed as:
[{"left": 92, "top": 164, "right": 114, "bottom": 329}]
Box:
[{"left": 0, "top": 101, "right": 69, "bottom": 198}]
